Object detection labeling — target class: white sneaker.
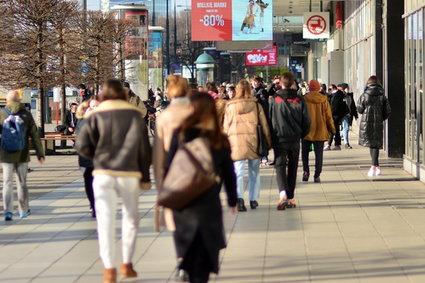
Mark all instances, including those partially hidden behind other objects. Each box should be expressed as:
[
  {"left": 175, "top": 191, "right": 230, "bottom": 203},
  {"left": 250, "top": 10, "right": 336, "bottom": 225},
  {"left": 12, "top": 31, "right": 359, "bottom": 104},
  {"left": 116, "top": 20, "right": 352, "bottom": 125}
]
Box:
[
  {"left": 324, "top": 145, "right": 331, "bottom": 151},
  {"left": 367, "top": 167, "right": 376, "bottom": 177},
  {"left": 375, "top": 167, "right": 381, "bottom": 176}
]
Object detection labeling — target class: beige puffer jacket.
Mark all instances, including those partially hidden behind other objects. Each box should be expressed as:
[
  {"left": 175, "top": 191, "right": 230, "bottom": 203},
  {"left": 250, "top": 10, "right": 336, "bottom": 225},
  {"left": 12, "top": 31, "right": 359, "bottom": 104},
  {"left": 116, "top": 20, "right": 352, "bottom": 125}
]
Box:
[{"left": 223, "top": 98, "right": 272, "bottom": 161}]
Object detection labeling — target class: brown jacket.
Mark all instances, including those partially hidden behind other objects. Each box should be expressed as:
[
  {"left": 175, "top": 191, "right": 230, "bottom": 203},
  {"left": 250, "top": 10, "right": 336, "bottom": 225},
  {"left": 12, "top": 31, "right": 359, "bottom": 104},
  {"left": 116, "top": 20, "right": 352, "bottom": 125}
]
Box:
[
  {"left": 153, "top": 98, "right": 192, "bottom": 232},
  {"left": 215, "top": 98, "right": 227, "bottom": 127},
  {"left": 303, "top": 91, "right": 336, "bottom": 141},
  {"left": 223, "top": 98, "right": 272, "bottom": 161},
  {"left": 153, "top": 98, "right": 192, "bottom": 187}
]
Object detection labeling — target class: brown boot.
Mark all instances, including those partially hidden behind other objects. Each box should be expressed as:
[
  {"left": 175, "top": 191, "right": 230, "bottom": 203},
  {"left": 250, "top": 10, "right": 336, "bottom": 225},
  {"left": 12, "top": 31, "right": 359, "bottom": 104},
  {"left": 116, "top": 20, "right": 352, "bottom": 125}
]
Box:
[
  {"left": 121, "top": 263, "right": 138, "bottom": 279},
  {"left": 103, "top": 268, "right": 117, "bottom": 283}
]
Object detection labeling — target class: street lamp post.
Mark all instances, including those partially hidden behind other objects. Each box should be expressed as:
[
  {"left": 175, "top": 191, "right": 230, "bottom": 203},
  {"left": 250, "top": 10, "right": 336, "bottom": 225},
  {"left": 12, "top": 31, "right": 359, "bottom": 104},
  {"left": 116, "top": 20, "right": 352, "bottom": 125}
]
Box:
[
  {"left": 165, "top": 0, "right": 170, "bottom": 74},
  {"left": 174, "top": 0, "right": 177, "bottom": 59}
]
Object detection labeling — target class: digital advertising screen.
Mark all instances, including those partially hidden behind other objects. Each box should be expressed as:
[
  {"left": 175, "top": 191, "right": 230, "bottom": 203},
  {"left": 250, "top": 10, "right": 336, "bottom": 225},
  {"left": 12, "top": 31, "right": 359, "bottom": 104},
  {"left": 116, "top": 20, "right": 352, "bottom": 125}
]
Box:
[
  {"left": 232, "top": 0, "right": 273, "bottom": 41},
  {"left": 192, "top": 0, "right": 273, "bottom": 41},
  {"left": 124, "top": 11, "right": 149, "bottom": 60}
]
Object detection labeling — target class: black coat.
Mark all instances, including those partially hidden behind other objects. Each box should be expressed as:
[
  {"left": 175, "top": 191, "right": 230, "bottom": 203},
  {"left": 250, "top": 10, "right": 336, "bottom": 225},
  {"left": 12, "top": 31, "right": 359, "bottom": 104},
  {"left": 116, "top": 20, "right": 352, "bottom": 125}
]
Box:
[
  {"left": 75, "top": 119, "right": 93, "bottom": 168},
  {"left": 269, "top": 89, "right": 310, "bottom": 144},
  {"left": 343, "top": 93, "right": 358, "bottom": 126},
  {"left": 166, "top": 129, "right": 237, "bottom": 274},
  {"left": 357, "top": 83, "right": 391, "bottom": 148},
  {"left": 254, "top": 86, "right": 270, "bottom": 122},
  {"left": 330, "top": 90, "right": 349, "bottom": 119}
]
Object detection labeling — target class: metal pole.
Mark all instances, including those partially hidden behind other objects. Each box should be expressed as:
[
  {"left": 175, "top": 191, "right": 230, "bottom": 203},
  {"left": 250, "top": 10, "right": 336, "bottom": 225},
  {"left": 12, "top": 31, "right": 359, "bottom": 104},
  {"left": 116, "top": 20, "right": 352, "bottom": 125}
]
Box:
[
  {"left": 320, "top": 0, "right": 323, "bottom": 12},
  {"left": 309, "top": 0, "right": 312, "bottom": 12},
  {"left": 166, "top": 0, "right": 170, "bottom": 74},
  {"left": 83, "top": 0, "right": 87, "bottom": 10},
  {"left": 174, "top": 0, "right": 177, "bottom": 58},
  {"left": 152, "top": 0, "right": 156, "bottom": 26}
]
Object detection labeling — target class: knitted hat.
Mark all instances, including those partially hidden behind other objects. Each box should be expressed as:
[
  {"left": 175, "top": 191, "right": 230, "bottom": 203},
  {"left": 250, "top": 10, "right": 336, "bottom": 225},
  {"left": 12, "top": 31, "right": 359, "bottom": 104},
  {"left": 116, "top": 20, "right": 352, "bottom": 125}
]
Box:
[{"left": 309, "top": 80, "right": 321, "bottom": 92}]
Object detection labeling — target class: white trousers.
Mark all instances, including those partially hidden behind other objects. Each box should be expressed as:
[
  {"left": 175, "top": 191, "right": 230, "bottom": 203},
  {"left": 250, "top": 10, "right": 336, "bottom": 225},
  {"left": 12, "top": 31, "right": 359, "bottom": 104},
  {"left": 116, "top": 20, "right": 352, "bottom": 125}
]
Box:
[
  {"left": 93, "top": 175, "right": 140, "bottom": 268},
  {"left": 2, "top": 162, "right": 28, "bottom": 215}
]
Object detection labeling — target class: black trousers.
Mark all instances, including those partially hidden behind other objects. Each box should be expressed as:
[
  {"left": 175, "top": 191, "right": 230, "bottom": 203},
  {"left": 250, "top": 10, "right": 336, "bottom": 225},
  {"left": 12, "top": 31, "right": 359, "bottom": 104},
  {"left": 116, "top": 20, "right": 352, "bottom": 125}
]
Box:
[
  {"left": 83, "top": 167, "right": 95, "bottom": 210},
  {"left": 370, "top": 147, "right": 380, "bottom": 166},
  {"left": 301, "top": 140, "right": 325, "bottom": 178},
  {"left": 181, "top": 232, "right": 212, "bottom": 283},
  {"left": 328, "top": 117, "right": 341, "bottom": 146},
  {"left": 274, "top": 142, "right": 300, "bottom": 200}
]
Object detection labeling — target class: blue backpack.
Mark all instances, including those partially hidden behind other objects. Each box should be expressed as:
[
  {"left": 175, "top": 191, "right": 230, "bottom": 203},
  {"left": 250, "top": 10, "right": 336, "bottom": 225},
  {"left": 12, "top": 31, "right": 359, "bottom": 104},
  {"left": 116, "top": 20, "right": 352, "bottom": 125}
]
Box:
[{"left": 1, "top": 108, "right": 26, "bottom": 152}]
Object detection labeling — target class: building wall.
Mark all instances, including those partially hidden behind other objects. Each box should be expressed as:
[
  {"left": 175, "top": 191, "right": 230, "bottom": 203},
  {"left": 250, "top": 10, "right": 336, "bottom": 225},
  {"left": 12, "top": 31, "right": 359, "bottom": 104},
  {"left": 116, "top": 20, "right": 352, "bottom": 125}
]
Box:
[{"left": 404, "top": 1, "right": 425, "bottom": 179}]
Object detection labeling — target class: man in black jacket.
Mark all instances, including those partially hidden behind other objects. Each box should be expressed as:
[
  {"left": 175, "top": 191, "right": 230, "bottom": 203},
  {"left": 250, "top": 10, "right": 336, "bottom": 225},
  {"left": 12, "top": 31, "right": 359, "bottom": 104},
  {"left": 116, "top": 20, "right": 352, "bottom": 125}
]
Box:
[
  {"left": 269, "top": 72, "right": 310, "bottom": 210},
  {"left": 324, "top": 84, "right": 349, "bottom": 151}
]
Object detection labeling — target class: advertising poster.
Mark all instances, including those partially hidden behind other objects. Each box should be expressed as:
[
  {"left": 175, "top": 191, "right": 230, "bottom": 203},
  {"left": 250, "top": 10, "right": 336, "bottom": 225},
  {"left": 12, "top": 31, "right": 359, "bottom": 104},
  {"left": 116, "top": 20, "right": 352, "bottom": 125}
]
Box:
[
  {"left": 192, "top": 0, "right": 232, "bottom": 41},
  {"left": 192, "top": 0, "right": 273, "bottom": 41},
  {"left": 246, "top": 45, "right": 277, "bottom": 66},
  {"left": 232, "top": 0, "right": 273, "bottom": 41},
  {"left": 148, "top": 30, "right": 163, "bottom": 68},
  {"left": 303, "top": 12, "right": 330, "bottom": 39},
  {"left": 124, "top": 11, "right": 148, "bottom": 59}
]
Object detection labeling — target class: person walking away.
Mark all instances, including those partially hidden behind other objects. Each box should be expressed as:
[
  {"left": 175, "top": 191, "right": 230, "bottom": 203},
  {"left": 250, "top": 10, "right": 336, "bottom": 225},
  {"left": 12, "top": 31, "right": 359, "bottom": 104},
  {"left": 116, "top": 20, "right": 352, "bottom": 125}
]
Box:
[
  {"left": 252, "top": 75, "right": 271, "bottom": 164},
  {"left": 75, "top": 97, "right": 100, "bottom": 218},
  {"left": 302, "top": 80, "right": 335, "bottom": 183},
  {"left": 357, "top": 76, "right": 391, "bottom": 177},
  {"left": 324, "top": 84, "right": 349, "bottom": 151},
  {"left": 269, "top": 72, "right": 310, "bottom": 210},
  {"left": 123, "top": 81, "right": 147, "bottom": 118},
  {"left": 206, "top": 82, "right": 219, "bottom": 100},
  {"left": 1, "top": 90, "right": 45, "bottom": 221},
  {"left": 223, "top": 80, "right": 272, "bottom": 212},
  {"left": 340, "top": 83, "right": 358, "bottom": 149},
  {"left": 164, "top": 92, "right": 237, "bottom": 283},
  {"left": 76, "top": 79, "right": 151, "bottom": 283},
  {"left": 153, "top": 75, "right": 192, "bottom": 281}
]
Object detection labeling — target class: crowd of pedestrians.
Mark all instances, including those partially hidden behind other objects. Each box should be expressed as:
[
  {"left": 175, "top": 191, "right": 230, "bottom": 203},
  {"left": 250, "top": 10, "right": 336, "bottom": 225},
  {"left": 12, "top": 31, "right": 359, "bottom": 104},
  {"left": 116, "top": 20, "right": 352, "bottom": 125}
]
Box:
[{"left": 0, "top": 72, "right": 391, "bottom": 283}]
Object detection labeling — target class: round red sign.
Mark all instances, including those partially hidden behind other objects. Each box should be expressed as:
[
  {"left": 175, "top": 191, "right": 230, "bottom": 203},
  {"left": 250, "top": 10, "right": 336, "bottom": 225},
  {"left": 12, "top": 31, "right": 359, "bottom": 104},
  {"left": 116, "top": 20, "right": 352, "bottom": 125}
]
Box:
[{"left": 306, "top": 15, "right": 327, "bottom": 35}]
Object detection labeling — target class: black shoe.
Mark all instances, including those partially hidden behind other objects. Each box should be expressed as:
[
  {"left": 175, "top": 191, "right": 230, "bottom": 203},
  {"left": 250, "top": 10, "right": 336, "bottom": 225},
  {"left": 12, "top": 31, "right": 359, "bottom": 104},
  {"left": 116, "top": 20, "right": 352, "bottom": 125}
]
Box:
[
  {"left": 302, "top": 172, "right": 309, "bottom": 182},
  {"left": 276, "top": 202, "right": 286, "bottom": 211},
  {"left": 345, "top": 144, "right": 353, "bottom": 149},
  {"left": 237, "top": 198, "right": 247, "bottom": 212},
  {"left": 4, "top": 212, "right": 13, "bottom": 221},
  {"left": 314, "top": 177, "right": 321, "bottom": 183},
  {"left": 250, "top": 200, "right": 259, "bottom": 209}
]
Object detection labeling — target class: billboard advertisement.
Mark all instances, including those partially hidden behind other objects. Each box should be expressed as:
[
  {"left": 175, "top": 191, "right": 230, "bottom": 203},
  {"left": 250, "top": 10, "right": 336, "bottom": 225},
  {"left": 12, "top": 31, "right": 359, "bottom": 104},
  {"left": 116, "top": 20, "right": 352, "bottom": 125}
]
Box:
[
  {"left": 124, "top": 11, "right": 148, "bottom": 59},
  {"left": 148, "top": 29, "right": 163, "bottom": 68},
  {"left": 245, "top": 45, "right": 277, "bottom": 66},
  {"left": 192, "top": 0, "right": 273, "bottom": 41}
]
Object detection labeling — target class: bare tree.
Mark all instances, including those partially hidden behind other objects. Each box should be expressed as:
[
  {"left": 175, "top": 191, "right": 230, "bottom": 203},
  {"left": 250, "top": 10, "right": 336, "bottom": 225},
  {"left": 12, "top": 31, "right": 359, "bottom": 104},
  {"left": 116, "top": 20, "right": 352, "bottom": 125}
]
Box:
[
  {"left": 76, "top": 11, "right": 116, "bottom": 94},
  {"left": 50, "top": 0, "right": 81, "bottom": 124},
  {"left": 0, "top": 0, "right": 67, "bottom": 134}
]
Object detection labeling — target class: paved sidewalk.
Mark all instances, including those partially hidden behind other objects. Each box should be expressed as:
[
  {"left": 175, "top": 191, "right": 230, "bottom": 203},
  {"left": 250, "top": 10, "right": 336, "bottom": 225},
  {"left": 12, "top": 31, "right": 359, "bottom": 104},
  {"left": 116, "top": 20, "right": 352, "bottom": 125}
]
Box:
[{"left": 1, "top": 141, "right": 425, "bottom": 283}]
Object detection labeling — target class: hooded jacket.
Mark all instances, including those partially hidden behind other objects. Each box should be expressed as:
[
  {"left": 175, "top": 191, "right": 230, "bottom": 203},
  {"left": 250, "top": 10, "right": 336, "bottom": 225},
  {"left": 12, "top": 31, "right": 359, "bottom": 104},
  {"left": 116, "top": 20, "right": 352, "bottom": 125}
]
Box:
[
  {"left": 269, "top": 89, "right": 311, "bottom": 145},
  {"left": 330, "top": 90, "right": 349, "bottom": 119},
  {"left": 303, "top": 91, "right": 336, "bottom": 141},
  {"left": 357, "top": 83, "right": 391, "bottom": 148},
  {"left": 76, "top": 99, "right": 151, "bottom": 184},
  {"left": 0, "top": 102, "right": 44, "bottom": 163},
  {"left": 223, "top": 98, "right": 272, "bottom": 161}
]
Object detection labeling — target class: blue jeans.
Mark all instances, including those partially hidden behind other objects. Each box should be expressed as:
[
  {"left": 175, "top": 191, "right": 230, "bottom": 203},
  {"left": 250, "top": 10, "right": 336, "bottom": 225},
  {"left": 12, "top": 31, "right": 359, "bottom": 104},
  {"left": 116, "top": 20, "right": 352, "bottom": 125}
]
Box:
[
  {"left": 341, "top": 116, "right": 350, "bottom": 145},
  {"left": 234, "top": 159, "right": 260, "bottom": 201}
]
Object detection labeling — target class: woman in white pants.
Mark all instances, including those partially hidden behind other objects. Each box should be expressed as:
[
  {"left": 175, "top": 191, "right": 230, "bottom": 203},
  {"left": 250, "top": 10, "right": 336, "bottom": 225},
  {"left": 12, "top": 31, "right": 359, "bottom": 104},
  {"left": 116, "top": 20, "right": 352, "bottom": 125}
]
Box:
[{"left": 76, "top": 79, "right": 151, "bottom": 283}]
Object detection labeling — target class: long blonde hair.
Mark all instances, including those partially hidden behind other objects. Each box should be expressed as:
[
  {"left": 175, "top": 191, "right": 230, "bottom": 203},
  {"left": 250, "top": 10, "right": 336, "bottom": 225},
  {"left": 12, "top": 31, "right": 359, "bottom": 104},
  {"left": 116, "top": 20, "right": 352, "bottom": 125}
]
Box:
[
  {"left": 235, "top": 79, "right": 253, "bottom": 99},
  {"left": 166, "top": 75, "right": 189, "bottom": 99}
]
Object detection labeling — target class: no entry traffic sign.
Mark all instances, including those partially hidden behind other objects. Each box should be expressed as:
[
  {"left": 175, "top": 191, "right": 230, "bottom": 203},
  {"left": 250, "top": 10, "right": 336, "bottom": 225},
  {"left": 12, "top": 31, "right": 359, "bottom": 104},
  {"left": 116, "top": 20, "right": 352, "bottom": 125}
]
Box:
[{"left": 303, "top": 12, "right": 329, "bottom": 39}]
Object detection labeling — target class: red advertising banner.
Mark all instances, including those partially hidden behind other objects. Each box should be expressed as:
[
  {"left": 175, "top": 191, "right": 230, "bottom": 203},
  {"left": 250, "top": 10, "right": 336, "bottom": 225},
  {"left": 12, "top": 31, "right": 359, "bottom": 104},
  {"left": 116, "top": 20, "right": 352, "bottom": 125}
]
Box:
[
  {"left": 246, "top": 45, "right": 277, "bottom": 66},
  {"left": 124, "top": 11, "right": 149, "bottom": 60},
  {"left": 192, "top": 0, "right": 232, "bottom": 41}
]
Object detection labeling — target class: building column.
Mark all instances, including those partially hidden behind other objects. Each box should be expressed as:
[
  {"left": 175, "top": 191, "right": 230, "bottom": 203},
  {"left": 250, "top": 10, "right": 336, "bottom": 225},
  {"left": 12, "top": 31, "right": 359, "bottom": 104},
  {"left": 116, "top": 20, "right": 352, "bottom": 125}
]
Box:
[{"left": 383, "top": 0, "right": 405, "bottom": 158}]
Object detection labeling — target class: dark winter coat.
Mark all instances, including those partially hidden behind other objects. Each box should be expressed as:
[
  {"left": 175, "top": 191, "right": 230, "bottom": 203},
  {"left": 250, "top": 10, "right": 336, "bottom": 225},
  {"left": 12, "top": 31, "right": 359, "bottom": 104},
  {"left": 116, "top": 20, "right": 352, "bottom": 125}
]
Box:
[
  {"left": 75, "top": 119, "right": 93, "bottom": 168},
  {"left": 65, "top": 110, "right": 77, "bottom": 132},
  {"left": 254, "top": 85, "right": 270, "bottom": 122},
  {"left": 76, "top": 99, "right": 151, "bottom": 183},
  {"left": 269, "top": 89, "right": 311, "bottom": 145},
  {"left": 166, "top": 128, "right": 237, "bottom": 274},
  {"left": 330, "top": 90, "right": 349, "bottom": 119},
  {"left": 0, "top": 102, "right": 44, "bottom": 163},
  {"left": 344, "top": 92, "right": 358, "bottom": 126},
  {"left": 357, "top": 83, "right": 391, "bottom": 148}
]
